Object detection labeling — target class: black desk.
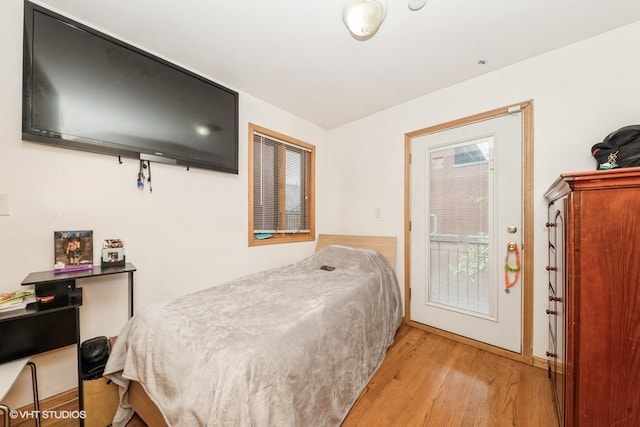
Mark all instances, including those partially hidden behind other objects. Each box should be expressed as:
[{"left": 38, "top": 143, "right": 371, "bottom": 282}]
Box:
[
  {"left": 0, "top": 292, "right": 82, "bottom": 364},
  {"left": 21, "top": 263, "right": 136, "bottom": 318},
  {"left": 0, "top": 263, "right": 136, "bottom": 425}
]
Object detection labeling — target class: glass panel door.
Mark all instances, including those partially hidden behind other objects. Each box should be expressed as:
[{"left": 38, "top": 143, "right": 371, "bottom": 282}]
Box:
[
  {"left": 428, "top": 138, "right": 491, "bottom": 316},
  {"left": 410, "top": 110, "right": 523, "bottom": 352}
]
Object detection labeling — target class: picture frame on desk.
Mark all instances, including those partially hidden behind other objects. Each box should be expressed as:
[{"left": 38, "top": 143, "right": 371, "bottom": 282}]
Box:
[
  {"left": 54, "top": 230, "right": 93, "bottom": 274},
  {"left": 101, "top": 239, "right": 126, "bottom": 268}
]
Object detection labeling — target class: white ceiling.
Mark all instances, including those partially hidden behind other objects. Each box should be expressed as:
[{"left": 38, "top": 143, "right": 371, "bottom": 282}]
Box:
[{"left": 32, "top": 0, "right": 640, "bottom": 129}]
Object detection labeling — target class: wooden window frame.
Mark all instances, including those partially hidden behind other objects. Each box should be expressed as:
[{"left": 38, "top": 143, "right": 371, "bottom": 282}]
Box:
[{"left": 248, "top": 123, "right": 315, "bottom": 246}]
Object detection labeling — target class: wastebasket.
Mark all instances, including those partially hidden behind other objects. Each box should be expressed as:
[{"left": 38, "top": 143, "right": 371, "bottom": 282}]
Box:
[
  {"left": 83, "top": 377, "right": 119, "bottom": 427},
  {"left": 80, "top": 336, "right": 119, "bottom": 427}
]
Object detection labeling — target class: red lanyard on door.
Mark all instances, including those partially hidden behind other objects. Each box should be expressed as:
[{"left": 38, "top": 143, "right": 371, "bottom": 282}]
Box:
[{"left": 504, "top": 242, "right": 521, "bottom": 292}]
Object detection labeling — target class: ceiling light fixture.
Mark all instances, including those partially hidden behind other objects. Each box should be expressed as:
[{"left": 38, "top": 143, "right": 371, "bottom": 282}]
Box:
[
  {"left": 343, "top": 0, "right": 427, "bottom": 40},
  {"left": 343, "top": 0, "right": 388, "bottom": 39},
  {"left": 408, "top": 0, "right": 427, "bottom": 11}
]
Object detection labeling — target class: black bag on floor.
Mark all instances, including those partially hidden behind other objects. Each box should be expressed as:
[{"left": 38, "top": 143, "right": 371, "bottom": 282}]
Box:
[
  {"left": 591, "top": 124, "right": 640, "bottom": 170},
  {"left": 80, "top": 336, "right": 111, "bottom": 380}
]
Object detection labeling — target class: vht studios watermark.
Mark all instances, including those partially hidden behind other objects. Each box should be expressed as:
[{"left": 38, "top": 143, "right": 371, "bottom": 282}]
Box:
[{"left": 9, "top": 409, "right": 86, "bottom": 420}]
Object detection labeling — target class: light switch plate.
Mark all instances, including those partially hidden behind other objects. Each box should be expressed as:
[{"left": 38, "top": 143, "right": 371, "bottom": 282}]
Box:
[{"left": 0, "top": 193, "right": 10, "bottom": 216}]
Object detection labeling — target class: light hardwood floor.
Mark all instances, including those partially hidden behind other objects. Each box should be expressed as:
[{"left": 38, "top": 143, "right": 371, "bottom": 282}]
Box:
[
  {"left": 342, "top": 324, "right": 557, "bottom": 426},
  {"left": 6, "top": 324, "right": 557, "bottom": 427}
]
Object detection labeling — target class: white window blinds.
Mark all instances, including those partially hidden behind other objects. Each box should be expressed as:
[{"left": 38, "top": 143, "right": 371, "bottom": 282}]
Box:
[{"left": 253, "top": 132, "right": 310, "bottom": 234}]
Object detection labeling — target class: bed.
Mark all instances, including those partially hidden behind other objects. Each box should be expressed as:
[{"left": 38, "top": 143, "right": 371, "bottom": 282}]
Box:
[{"left": 104, "top": 234, "right": 402, "bottom": 426}]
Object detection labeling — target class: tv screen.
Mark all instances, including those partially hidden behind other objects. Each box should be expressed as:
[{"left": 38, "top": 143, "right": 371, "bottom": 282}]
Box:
[{"left": 22, "top": 1, "right": 239, "bottom": 174}]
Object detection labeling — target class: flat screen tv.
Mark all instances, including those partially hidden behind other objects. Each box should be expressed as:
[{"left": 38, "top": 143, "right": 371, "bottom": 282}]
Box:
[{"left": 22, "top": 1, "right": 239, "bottom": 174}]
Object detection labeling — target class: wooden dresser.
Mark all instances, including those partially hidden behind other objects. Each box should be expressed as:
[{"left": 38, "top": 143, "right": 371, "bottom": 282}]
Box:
[{"left": 544, "top": 167, "right": 640, "bottom": 426}]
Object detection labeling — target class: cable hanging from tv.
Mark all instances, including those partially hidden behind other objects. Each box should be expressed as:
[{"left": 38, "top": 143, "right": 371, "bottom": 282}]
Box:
[{"left": 137, "top": 160, "right": 152, "bottom": 193}]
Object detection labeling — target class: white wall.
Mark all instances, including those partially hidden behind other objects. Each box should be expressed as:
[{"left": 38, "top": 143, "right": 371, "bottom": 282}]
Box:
[
  {"left": 326, "top": 20, "right": 640, "bottom": 359},
  {"left": 0, "top": 0, "right": 329, "bottom": 407}
]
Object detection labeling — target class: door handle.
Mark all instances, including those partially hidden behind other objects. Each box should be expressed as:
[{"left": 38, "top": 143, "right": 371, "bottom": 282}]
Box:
[{"left": 429, "top": 213, "right": 438, "bottom": 236}]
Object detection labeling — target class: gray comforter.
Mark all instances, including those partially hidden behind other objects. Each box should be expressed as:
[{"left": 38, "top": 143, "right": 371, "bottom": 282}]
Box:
[{"left": 104, "top": 245, "right": 402, "bottom": 426}]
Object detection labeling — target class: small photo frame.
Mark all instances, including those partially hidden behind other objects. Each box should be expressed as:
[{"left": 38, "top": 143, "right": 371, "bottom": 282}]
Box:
[
  {"left": 103, "top": 239, "right": 124, "bottom": 249},
  {"left": 102, "top": 247, "right": 124, "bottom": 263},
  {"left": 101, "top": 239, "right": 125, "bottom": 268}
]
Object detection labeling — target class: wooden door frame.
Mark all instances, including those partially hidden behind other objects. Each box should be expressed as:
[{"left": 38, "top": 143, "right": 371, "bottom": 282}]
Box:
[{"left": 404, "top": 101, "right": 534, "bottom": 363}]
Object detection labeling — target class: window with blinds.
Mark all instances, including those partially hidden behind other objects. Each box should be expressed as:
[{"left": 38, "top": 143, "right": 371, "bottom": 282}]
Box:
[{"left": 249, "top": 123, "right": 315, "bottom": 245}]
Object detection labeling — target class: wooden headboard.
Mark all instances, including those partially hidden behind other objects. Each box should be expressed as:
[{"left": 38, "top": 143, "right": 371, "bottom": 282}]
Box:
[{"left": 316, "top": 234, "right": 397, "bottom": 268}]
